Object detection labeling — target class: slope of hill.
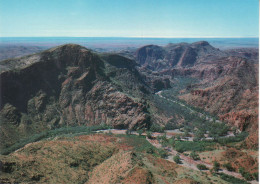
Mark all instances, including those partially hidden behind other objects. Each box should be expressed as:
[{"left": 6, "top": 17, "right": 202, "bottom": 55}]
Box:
[
  {"left": 0, "top": 44, "right": 155, "bottom": 150},
  {"left": 0, "top": 133, "right": 236, "bottom": 184}
]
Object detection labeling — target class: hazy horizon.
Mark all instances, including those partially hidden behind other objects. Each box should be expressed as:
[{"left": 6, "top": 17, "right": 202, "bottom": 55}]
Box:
[{"left": 0, "top": 37, "right": 258, "bottom": 51}]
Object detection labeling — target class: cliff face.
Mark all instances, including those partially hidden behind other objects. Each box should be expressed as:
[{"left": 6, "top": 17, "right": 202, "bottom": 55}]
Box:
[
  {"left": 0, "top": 44, "right": 152, "bottom": 149},
  {"left": 179, "top": 56, "right": 258, "bottom": 134}
]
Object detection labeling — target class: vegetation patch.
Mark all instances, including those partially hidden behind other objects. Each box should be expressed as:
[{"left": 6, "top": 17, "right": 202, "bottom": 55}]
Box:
[
  {"left": 174, "top": 140, "right": 215, "bottom": 152},
  {"left": 218, "top": 173, "right": 249, "bottom": 184},
  {"left": 115, "top": 134, "right": 161, "bottom": 157},
  {"left": 197, "top": 164, "right": 208, "bottom": 170},
  {"left": 0, "top": 124, "right": 112, "bottom": 155}
]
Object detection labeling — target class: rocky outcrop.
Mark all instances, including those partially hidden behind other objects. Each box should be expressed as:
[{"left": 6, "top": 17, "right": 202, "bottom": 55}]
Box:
[{"left": 135, "top": 45, "right": 165, "bottom": 66}]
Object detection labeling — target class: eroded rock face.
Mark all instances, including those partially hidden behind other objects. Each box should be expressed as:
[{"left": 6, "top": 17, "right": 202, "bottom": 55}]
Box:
[
  {"left": 0, "top": 44, "right": 151, "bottom": 148},
  {"left": 178, "top": 56, "right": 258, "bottom": 135},
  {"left": 136, "top": 45, "right": 165, "bottom": 66},
  {"left": 133, "top": 42, "right": 258, "bottom": 142},
  {"left": 61, "top": 81, "right": 149, "bottom": 130}
]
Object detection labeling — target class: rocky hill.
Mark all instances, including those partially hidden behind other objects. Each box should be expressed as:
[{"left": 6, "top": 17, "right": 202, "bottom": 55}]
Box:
[
  {"left": 0, "top": 42, "right": 258, "bottom": 183},
  {"left": 127, "top": 42, "right": 258, "bottom": 147},
  {"left": 0, "top": 133, "right": 237, "bottom": 184},
  {"left": 134, "top": 41, "right": 227, "bottom": 70},
  {"left": 0, "top": 44, "right": 159, "bottom": 149}
]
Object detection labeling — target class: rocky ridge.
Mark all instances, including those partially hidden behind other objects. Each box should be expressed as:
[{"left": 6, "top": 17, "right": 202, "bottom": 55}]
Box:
[{"left": 0, "top": 44, "right": 155, "bottom": 149}]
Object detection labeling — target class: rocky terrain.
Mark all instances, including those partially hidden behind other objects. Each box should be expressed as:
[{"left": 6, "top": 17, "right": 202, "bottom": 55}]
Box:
[
  {"left": 125, "top": 41, "right": 258, "bottom": 148},
  {"left": 0, "top": 44, "right": 156, "bottom": 150},
  {"left": 0, "top": 133, "right": 248, "bottom": 184},
  {"left": 0, "top": 41, "right": 258, "bottom": 183}
]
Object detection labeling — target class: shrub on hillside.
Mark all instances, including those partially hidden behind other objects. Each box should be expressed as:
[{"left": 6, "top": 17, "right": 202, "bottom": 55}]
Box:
[
  {"left": 146, "top": 147, "right": 154, "bottom": 154},
  {"left": 165, "top": 122, "right": 178, "bottom": 130},
  {"left": 137, "top": 129, "right": 143, "bottom": 136},
  {"left": 218, "top": 173, "right": 249, "bottom": 184},
  {"left": 146, "top": 131, "right": 153, "bottom": 139},
  {"left": 175, "top": 140, "right": 215, "bottom": 152},
  {"left": 213, "top": 161, "right": 220, "bottom": 172},
  {"left": 223, "top": 163, "right": 235, "bottom": 172},
  {"left": 239, "top": 167, "right": 254, "bottom": 181},
  {"left": 253, "top": 172, "right": 258, "bottom": 181},
  {"left": 150, "top": 124, "right": 164, "bottom": 133},
  {"left": 173, "top": 154, "right": 182, "bottom": 164},
  {"left": 197, "top": 164, "right": 208, "bottom": 170},
  {"left": 158, "top": 148, "right": 168, "bottom": 158},
  {"left": 190, "top": 151, "right": 200, "bottom": 160}
]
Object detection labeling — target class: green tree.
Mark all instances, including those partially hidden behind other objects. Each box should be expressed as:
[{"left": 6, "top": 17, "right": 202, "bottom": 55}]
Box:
[
  {"left": 223, "top": 163, "right": 235, "bottom": 172},
  {"left": 146, "top": 147, "right": 154, "bottom": 154},
  {"left": 146, "top": 131, "right": 152, "bottom": 139},
  {"left": 184, "top": 129, "right": 190, "bottom": 137},
  {"left": 176, "top": 135, "right": 181, "bottom": 141},
  {"left": 213, "top": 161, "right": 220, "bottom": 172},
  {"left": 197, "top": 164, "right": 208, "bottom": 170},
  {"left": 194, "top": 129, "right": 204, "bottom": 141},
  {"left": 158, "top": 149, "right": 168, "bottom": 158},
  {"left": 137, "top": 129, "right": 143, "bottom": 136},
  {"left": 173, "top": 154, "right": 182, "bottom": 164},
  {"left": 253, "top": 172, "right": 259, "bottom": 181}
]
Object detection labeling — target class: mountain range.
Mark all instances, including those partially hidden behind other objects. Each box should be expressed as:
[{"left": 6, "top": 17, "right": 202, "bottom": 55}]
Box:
[{"left": 0, "top": 41, "right": 258, "bottom": 183}]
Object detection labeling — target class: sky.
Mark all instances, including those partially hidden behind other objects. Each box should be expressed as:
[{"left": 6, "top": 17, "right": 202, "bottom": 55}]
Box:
[{"left": 0, "top": 0, "right": 259, "bottom": 37}]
